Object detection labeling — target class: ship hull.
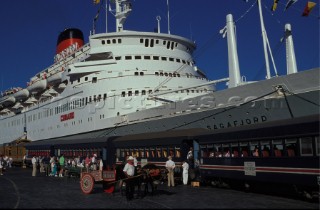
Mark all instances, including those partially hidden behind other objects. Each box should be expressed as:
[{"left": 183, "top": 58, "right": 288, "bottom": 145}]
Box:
[{"left": 0, "top": 68, "right": 319, "bottom": 144}]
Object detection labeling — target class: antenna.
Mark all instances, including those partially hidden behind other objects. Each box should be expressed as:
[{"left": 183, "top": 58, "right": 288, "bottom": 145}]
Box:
[
  {"left": 156, "top": 16, "right": 161, "bottom": 33},
  {"left": 167, "top": 0, "right": 171, "bottom": 34}
]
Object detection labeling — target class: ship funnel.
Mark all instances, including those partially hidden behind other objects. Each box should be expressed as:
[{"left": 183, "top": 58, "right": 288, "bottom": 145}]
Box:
[{"left": 56, "top": 28, "right": 84, "bottom": 54}]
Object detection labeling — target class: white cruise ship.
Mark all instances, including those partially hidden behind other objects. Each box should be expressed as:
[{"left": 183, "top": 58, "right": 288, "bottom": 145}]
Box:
[{"left": 0, "top": 0, "right": 319, "bottom": 144}]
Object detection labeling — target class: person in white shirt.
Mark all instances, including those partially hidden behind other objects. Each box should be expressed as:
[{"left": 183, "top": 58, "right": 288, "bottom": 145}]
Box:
[
  {"left": 165, "top": 156, "right": 175, "bottom": 187},
  {"left": 123, "top": 156, "right": 135, "bottom": 200},
  {"left": 0, "top": 157, "right": 4, "bottom": 175},
  {"left": 182, "top": 160, "right": 189, "bottom": 185},
  {"left": 32, "top": 156, "right": 37, "bottom": 176}
]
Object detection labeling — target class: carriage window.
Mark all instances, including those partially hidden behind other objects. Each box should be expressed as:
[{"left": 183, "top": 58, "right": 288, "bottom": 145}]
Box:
[
  {"left": 300, "top": 137, "right": 313, "bottom": 156},
  {"left": 222, "top": 144, "right": 230, "bottom": 157},
  {"left": 145, "top": 148, "right": 150, "bottom": 158},
  {"left": 139, "top": 148, "right": 144, "bottom": 158},
  {"left": 116, "top": 149, "right": 121, "bottom": 159},
  {"left": 272, "top": 140, "right": 284, "bottom": 157},
  {"left": 207, "top": 144, "right": 214, "bottom": 157},
  {"left": 261, "top": 141, "right": 270, "bottom": 158},
  {"left": 250, "top": 141, "right": 260, "bottom": 157},
  {"left": 231, "top": 143, "right": 239, "bottom": 157},
  {"left": 156, "top": 147, "right": 161, "bottom": 158},
  {"left": 200, "top": 145, "right": 208, "bottom": 158},
  {"left": 169, "top": 147, "right": 174, "bottom": 157},
  {"left": 134, "top": 149, "right": 139, "bottom": 158},
  {"left": 150, "top": 148, "right": 155, "bottom": 158},
  {"left": 285, "top": 138, "right": 297, "bottom": 157},
  {"left": 214, "top": 144, "right": 222, "bottom": 157},
  {"left": 162, "top": 147, "right": 168, "bottom": 158},
  {"left": 240, "top": 142, "right": 249, "bottom": 157},
  {"left": 175, "top": 147, "right": 181, "bottom": 158},
  {"left": 315, "top": 137, "right": 319, "bottom": 156}
]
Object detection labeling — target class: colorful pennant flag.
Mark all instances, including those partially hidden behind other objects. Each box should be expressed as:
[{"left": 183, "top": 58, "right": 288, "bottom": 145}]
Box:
[
  {"left": 302, "top": 1, "right": 317, "bottom": 16},
  {"left": 284, "top": 0, "right": 298, "bottom": 11},
  {"left": 271, "top": 0, "right": 280, "bottom": 12}
]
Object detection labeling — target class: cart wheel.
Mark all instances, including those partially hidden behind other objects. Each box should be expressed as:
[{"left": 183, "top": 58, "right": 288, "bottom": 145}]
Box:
[{"left": 80, "top": 173, "right": 94, "bottom": 194}]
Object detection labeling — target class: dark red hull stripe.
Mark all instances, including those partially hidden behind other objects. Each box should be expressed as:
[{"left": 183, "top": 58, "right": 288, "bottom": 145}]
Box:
[{"left": 200, "top": 164, "right": 320, "bottom": 175}]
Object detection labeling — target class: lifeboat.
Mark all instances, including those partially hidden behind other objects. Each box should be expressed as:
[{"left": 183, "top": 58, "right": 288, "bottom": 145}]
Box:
[
  {"left": 13, "top": 88, "right": 29, "bottom": 102},
  {"left": 0, "top": 95, "right": 16, "bottom": 107},
  {"left": 27, "top": 74, "right": 48, "bottom": 95},
  {"left": 47, "top": 69, "right": 63, "bottom": 86}
]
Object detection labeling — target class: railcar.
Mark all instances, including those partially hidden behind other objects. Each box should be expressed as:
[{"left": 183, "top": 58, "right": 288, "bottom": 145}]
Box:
[
  {"left": 196, "top": 115, "right": 320, "bottom": 200},
  {"left": 0, "top": 139, "right": 31, "bottom": 166}
]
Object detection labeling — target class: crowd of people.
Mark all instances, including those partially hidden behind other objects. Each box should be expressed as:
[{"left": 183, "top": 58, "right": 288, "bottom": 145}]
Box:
[
  {"left": 0, "top": 155, "right": 14, "bottom": 175},
  {"left": 29, "top": 153, "right": 104, "bottom": 177}
]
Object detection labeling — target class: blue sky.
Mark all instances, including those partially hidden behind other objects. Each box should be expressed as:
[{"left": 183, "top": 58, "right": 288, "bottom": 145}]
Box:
[{"left": 0, "top": 0, "right": 318, "bottom": 92}]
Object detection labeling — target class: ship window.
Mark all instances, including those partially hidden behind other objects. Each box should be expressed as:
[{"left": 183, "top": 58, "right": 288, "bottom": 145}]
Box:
[
  {"left": 175, "top": 43, "right": 178, "bottom": 47},
  {"left": 161, "top": 57, "right": 167, "bottom": 61},
  {"left": 118, "top": 39, "right": 121, "bottom": 44},
  {"left": 169, "top": 73, "right": 172, "bottom": 77},
  {"left": 148, "top": 90, "right": 152, "bottom": 94},
  {"left": 156, "top": 40, "right": 159, "bottom": 44},
  {"left": 182, "top": 60, "right": 186, "bottom": 64},
  {"left": 166, "top": 41, "right": 170, "bottom": 49},
  {"left": 92, "top": 77, "right": 97, "bottom": 83},
  {"left": 93, "top": 95, "right": 96, "bottom": 102},
  {"left": 85, "top": 77, "right": 88, "bottom": 81},
  {"left": 153, "top": 56, "right": 159, "bottom": 60},
  {"left": 135, "top": 55, "right": 141, "bottom": 60},
  {"left": 155, "top": 72, "right": 159, "bottom": 76},
  {"left": 89, "top": 96, "right": 92, "bottom": 103},
  {"left": 169, "top": 58, "right": 174, "bottom": 62},
  {"left": 121, "top": 92, "right": 125, "bottom": 97},
  {"left": 164, "top": 73, "right": 168, "bottom": 77},
  {"left": 134, "top": 72, "right": 139, "bottom": 76},
  {"left": 163, "top": 40, "right": 166, "bottom": 45},
  {"left": 128, "top": 91, "right": 132, "bottom": 96},
  {"left": 135, "top": 90, "right": 139, "bottom": 96},
  {"left": 103, "top": 94, "right": 107, "bottom": 100},
  {"left": 150, "top": 39, "right": 154, "bottom": 47},
  {"left": 176, "top": 58, "right": 181, "bottom": 63},
  {"left": 145, "top": 39, "right": 149, "bottom": 47},
  {"left": 144, "top": 56, "right": 151, "bottom": 60},
  {"left": 101, "top": 40, "right": 105, "bottom": 45},
  {"left": 115, "top": 56, "right": 121, "bottom": 60},
  {"left": 107, "top": 40, "right": 111, "bottom": 44},
  {"left": 78, "top": 78, "right": 80, "bottom": 83},
  {"left": 140, "top": 39, "right": 144, "bottom": 43},
  {"left": 140, "top": 72, "right": 144, "bottom": 76},
  {"left": 112, "top": 39, "right": 116, "bottom": 44},
  {"left": 125, "top": 56, "right": 132, "bottom": 60},
  {"left": 142, "top": 90, "right": 146, "bottom": 95},
  {"left": 171, "top": 42, "right": 174, "bottom": 50},
  {"left": 160, "top": 72, "right": 164, "bottom": 76}
]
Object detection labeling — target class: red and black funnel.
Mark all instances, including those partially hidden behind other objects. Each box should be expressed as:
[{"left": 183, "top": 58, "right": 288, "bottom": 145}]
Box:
[{"left": 56, "top": 28, "right": 84, "bottom": 54}]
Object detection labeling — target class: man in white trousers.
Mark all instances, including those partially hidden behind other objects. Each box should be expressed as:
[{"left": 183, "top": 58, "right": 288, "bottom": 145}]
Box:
[{"left": 182, "top": 160, "right": 189, "bottom": 185}]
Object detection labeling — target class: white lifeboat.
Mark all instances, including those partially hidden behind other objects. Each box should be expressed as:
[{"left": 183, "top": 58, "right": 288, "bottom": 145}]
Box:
[
  {"left": 0, "top": 95, "right": 16, "bottom": 106},
  {"left": 47, "top": 68, "right": 63, "bottom": 86},
  {"left": 13, "top": 88, "right": 29, "bottom": 102},
  {"left": 27, "top": 73, "right": 48, "bottom": 95}
]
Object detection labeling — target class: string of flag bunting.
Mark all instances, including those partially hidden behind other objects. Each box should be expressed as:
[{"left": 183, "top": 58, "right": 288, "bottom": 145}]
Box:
[{"left": 243, "top": 0, "right": 317, "bottom": 17}]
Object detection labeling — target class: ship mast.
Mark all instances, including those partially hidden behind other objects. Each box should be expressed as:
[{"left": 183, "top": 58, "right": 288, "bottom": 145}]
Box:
[
  {"left": 257, "top": 0, "right": 278, "bottom": 79},
  {"left": 109, "top": 0, "right": 132, "bottom": 32}
]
